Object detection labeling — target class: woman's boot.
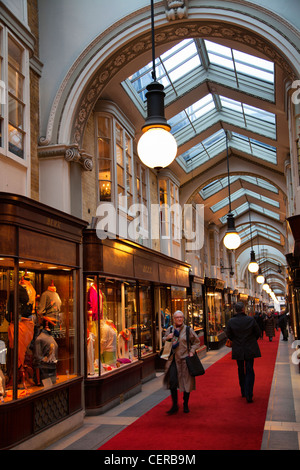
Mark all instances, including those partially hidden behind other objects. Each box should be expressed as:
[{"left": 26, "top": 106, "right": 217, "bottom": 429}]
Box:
[
  {"left": 183, "top": 392, "right": 190, "bottom": 413},
  {"left": 166, "top": 389, "right": 178, "bottom": 414}
]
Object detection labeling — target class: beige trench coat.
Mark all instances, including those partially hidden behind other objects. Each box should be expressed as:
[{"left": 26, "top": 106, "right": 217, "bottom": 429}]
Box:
[{"left": 163, "top": 324, "right": 201, "bottom": 393}]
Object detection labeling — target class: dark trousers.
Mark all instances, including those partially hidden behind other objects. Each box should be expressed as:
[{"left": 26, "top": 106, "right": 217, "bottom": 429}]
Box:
[{"left": 236, "top": 359, "right": 255, "bottom": 399}]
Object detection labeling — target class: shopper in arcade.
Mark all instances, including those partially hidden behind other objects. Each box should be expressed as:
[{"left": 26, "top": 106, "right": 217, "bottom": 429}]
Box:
[
  {"left": 162, "top": 310, "right": 200, "bottom": 414},
  {"left": 225, "top": 302, "right": 261, "bottom": 403}
]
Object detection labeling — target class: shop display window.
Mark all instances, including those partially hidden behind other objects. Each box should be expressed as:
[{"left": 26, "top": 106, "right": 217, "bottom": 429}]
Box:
[
  {"left": 206, "top": 288, "right": 225, "bottom": 335},
  {"left": 86, "top": 277, "right": 154, "bottom": 377},
  {"left": 0, "top": 258, "right": 77, "bottom": 403},
  {"left": 188, "top": 283, "right": 204, "bottom": 335},
  {"left": 139, "top": 284, "right": 153, "bottom": 357},
  {"left": 86, "top": 276, "right": 138, "bottom": 376},
  {"left": 171, "top": 286, "right": 187, "bottom": 319},
  {"left": 155, "top": 286, "right": 172, "bottom": 351}
]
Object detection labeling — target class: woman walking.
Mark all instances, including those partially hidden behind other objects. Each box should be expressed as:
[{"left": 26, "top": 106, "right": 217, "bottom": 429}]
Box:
[
  {"left": 264, "top": 310, "right": 276, "bottom": 341},
  {"left": 162, "top": 310, "right": 200, "bottom": 414}
]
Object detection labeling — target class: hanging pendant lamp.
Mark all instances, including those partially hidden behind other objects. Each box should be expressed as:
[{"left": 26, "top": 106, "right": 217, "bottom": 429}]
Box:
[
  {"left": 223, "top": 131, "right": 241, "bottom": 250},
  {"left": 137, "top": 0, "right": 177, "bottom": 169}
]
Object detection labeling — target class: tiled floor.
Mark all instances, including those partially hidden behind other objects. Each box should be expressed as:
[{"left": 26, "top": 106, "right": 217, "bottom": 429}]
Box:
[{"left": 45, "top": 332, "right": 300, "bottom": 451}]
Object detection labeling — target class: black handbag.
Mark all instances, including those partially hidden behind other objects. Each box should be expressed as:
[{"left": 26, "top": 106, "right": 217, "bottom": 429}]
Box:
[{"left": 185, "top": 326, "right": 205, "bottom": 376}]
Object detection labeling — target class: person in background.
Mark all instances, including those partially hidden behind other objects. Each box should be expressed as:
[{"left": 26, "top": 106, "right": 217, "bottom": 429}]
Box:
[
  {"left": 264, "top": 310, "right": 276, "bottom": 342},
  {"left": 278, "top": 310, "right": 288, "bottom": 341},
  {"left": 225, "top": 302, "right": 261, "bottom": 403},
  {"left": 162, "top": 310, "right": 200, "bottom": 414}
]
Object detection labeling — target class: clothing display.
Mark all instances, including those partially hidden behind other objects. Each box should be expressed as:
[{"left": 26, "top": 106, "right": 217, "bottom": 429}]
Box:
[
  {"left": 33, "top": 328, "right": 58, "bottom": 384},
  {"left": 38, "top": 284, "right": 62, "bottom": 326},
  {"left": 8, "top": 317, "right": 34, "bottom": 368},
  {"left": 19, "top": 277, "right": 36, "bottom": 315},
  {"left": 117, "top": 329, "right": 133, "bottom": 359},
  {"left": 100, "top": 320, "right": 117, "bottom": 365},
  {"left": 87, "top": 330, "right": 96, "bottom": 375},
  {"left": 87, "top": 284, "right": 104, "bottom": 320}
]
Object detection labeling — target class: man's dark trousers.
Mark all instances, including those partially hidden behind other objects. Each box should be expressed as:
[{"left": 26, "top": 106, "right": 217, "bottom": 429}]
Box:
[{"left": 236, "top": 359, "right": 255, "bottom": 400}]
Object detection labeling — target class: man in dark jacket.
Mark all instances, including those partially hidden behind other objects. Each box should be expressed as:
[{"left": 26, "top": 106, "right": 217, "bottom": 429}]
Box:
[{"left": 225, "top": 302, "right": 261, "bottom": 403}]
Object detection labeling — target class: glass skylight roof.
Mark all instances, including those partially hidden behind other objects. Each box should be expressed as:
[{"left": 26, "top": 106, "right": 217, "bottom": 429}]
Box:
[
  {"left": 126, "top": 39, "right": 274, "bottom": 103},
  {"left": 237, "top": 224, "right": 281, "bottom": 244},
  {"left": 128, "top": 39, "right": 201, "bottom": 102},
  {"left": 205, "top": 40, "right": 274, "bottom": 83},
  {"left": 210, "top": 188, "right": 279, "bottom": 213},
  {"left": 219, "top": 202, "right": 280, "bottom": 224},
  {"left": 200, "top": 176, "right": 278, "bottom": 199}
]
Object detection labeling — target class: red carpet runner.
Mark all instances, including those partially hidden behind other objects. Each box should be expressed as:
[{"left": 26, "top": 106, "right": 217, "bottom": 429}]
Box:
[{"left": 99, "top": 331, "right": 279, "bottom": 451}]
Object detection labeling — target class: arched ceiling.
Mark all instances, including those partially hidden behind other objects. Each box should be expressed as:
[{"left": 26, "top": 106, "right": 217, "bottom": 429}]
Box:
[{"left": 85, "top": 12, "right": 293, "bottom": 284}]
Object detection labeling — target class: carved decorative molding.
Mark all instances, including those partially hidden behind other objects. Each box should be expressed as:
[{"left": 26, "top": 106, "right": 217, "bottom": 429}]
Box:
[
  {"left": 164, "top": 0, "right": 188, "bottom": 21},
  {"left": 70, "top": 20, "right": 296, "bottom": 148},
  {"left": 38, "top": 143, "right": 93, "bottom": 171}
]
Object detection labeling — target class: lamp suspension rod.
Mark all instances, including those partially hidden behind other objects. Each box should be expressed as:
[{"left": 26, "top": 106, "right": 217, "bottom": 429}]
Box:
[
  {"left": 226, "top": 130, "right": 232, "bottom": 212},
  {"left": 248, "top": 202, "right": 254, "bottom": 249},
  {"left": 150, "top": 0, "right": 156, "bottom": 81}
]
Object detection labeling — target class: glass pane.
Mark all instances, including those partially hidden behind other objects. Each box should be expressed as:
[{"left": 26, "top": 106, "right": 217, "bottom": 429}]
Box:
[
  {"left": 117, "top": 165, "right": 124, "bottom": 186},
  {"left": 115, "top": 123, "right": 123, "bottom": 146},
  {"left": 8, "top": 36, "right": 23, "bottom": 73},
  {"left": 116, "top": 145, "right": 123, "bottom": 166},
  {"left": 99, "top": 180, "right": 111, "bottom": 202},
  {"left": 8, "top": 96, "right": 23, "bottom": 129},
  {"left": 139, "top": 284, "right": 153, "bottom": 356},
  {"left": 86, "top": 277, "right": 139, "bottom": 377},
  {"left": 8, "top": 123, "right": 24, "bottom": 158},
  {"left": 0, "top": 259, "right": 15, "bottom": 402},
  {"left": 98, "top": 116, "right": 111, "bottom": 138},
  {"left": 98, "top": 137, "right": 110, "bottom": 159},
  {"left": 3, "top": 263, "right": 77, "bottom": 401},
  {"left": 8, "top": 66, "right": 23, "bottom": 100}
]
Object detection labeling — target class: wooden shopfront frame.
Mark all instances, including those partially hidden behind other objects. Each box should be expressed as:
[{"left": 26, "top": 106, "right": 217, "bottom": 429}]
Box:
[
  {"left": 0, "top": 193, "right": 87, "bottom": 449},
  {"left": 83, "top": 229, "right": 190, "bottom": 414}
]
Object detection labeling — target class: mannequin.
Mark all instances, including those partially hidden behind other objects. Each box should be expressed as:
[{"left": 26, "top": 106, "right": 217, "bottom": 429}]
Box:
[
  {"left": 100, "top": 319, "right": 117, "bottom": 366},
  {"left": 38, "top": 281, "right": 61, "bottom": 327},
  {"left": 87, "top": 282, "right": 103, "bottom": 320},
  {"left": 33, "top": 320, "right": 58, "bottom": 385},
  {"left": 118, "top": 328, "right": 133, "bottom": 359},
  {"left": 87, "top": 281, "right": 106, "bottom": 362},
  {"left": 20, "top": 272, "right": 36, "bottom": 315}
]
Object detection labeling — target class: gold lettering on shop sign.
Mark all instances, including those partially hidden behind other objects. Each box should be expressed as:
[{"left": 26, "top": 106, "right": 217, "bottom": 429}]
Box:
[
  {"left": 46, "top": 217, "right": 61, "bottom": 229},
  {"left": 143, "top": 265, "right": 153, "bottom": 274}
]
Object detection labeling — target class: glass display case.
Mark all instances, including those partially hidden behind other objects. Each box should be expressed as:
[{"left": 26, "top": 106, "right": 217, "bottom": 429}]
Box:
[
  {"left": 0, "top": 258, "right": 77, "bottom": 403},
  {"left": 85, "top": 276, "right": 154, "bottom": 378}
]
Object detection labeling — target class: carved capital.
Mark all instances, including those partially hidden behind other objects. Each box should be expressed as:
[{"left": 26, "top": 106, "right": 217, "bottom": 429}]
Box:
[
  {"left": 164, "top": 0, "right": 188, "bottom": 21},
  {"left": 38, "top": 143, "right": 93, "bottom": 171}
]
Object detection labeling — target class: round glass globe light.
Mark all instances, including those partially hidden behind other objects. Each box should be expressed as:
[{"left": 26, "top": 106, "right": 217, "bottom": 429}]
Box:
[
  {"left": 256, "top": 274, "right": 265, "bottom": 284},
  {"left": 223, "top": 231, "right": 241, "bottom": 250},
  {"left": 137, "top": 128, "right": 177, "bottom": 169},
  {"left": 248, "top": 261, "right": 259, "bottom": 273},
  {"left": 262, "top": 283, "right": 269, "bottom": 291}
]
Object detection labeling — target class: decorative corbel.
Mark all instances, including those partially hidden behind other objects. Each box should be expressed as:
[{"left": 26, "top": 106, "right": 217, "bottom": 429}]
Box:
[
  {"left": 38, "top": 144, "right": 93, "bottom": 171},
  {"left": 164, "top": 0, "right": 188, "bottom": 21}
]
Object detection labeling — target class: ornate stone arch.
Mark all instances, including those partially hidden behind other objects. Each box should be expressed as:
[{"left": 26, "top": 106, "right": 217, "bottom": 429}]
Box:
[{"left": 39, "top": 4, "right": 299, "bottom": 149}]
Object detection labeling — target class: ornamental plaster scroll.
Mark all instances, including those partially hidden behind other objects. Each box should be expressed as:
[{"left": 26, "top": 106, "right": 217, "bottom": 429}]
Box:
[
  {"left": 164, "top": 0, "right": 188, "bottom": 21},
  {"left": 38, "top": 144, "right": 93, "bottom": 171},
  {"left": 70, "top": 20, "right": 296, "bottom": 148}
]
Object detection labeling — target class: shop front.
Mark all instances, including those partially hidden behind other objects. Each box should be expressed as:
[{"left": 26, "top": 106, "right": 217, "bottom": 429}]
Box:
[
  {"left": 187, "top": 275, "right": 206, "bottom": 355},
  {"left": 204, "top": 277, "right": 226, "bottom": 349},
  {"left": 0, "top": 193, "right": 87, "bottom": 450},
  {"left": 83, "top": 230, "right": 190, "bottom": 414}
]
